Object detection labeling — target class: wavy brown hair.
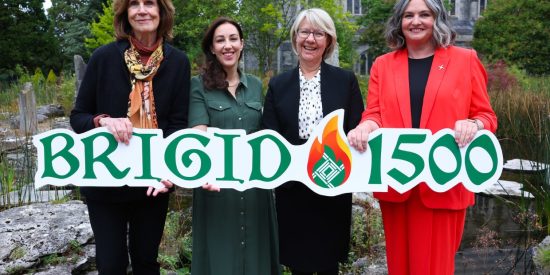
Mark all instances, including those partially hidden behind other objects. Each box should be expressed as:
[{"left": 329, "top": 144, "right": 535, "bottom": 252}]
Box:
[
  {"left": 113, "top": 0, "right": 175, "bottom": 41},
  {"left": 201, "top": 17, "right": 244, "bottom": 90}
]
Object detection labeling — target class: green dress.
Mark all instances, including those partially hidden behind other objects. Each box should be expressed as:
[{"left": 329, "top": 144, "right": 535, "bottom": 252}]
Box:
[{"left": 188, "top": 74, "right": 281, "bottom": 275}]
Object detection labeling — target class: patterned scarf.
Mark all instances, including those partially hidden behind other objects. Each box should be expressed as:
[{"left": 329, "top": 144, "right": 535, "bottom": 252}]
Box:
[{"left": 124, "top": 38, "right": 164, "bottom": 129}]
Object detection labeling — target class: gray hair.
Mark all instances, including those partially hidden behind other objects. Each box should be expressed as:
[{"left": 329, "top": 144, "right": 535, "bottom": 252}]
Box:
[
  {"left": 385, "top": 0, "right": 456, "bottom": 50},
  {"left": 290, "top": 8, "right": 337, "bottom": 60}
]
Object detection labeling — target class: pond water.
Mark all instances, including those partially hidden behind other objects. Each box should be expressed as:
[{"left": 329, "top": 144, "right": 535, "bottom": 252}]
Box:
[
  {"left": 462, "top": 193, "right": 540, "bottom": 248},
  {"left": 457, "top": 191, "right": 541, "bottom": 274}
]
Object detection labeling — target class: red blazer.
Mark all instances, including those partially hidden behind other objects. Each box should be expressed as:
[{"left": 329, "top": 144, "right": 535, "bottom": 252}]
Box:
[{"left": 363, "top": 46, "right": 497, "bottom": 210}]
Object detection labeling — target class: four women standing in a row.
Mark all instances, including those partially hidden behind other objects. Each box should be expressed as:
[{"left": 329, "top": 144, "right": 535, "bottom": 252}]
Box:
[{"left": 71, "top": 0, "right": 496, "bottom": 274}]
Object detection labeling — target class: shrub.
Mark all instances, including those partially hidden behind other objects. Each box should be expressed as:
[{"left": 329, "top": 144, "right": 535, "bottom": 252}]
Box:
[{"left": 486, "top": 60, "right": 518, "bottom": 92}]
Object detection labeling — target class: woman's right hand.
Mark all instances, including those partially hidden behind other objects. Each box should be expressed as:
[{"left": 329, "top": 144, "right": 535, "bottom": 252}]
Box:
[
  {"left": 347, "top": 120, "right": 379, "bottom": 153},
  {"left": 99, "top": 117, "right": 133, "bottom": 144}
]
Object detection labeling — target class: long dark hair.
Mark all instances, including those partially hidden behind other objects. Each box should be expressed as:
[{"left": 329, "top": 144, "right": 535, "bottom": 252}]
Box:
[{"left": 201, "top": 17, "right": 244, "bottom": 90}]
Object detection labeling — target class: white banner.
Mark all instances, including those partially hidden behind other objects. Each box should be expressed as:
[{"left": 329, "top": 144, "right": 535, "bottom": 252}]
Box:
[{"left": 33, "top": 110, "right": 503, "bottom": 196}]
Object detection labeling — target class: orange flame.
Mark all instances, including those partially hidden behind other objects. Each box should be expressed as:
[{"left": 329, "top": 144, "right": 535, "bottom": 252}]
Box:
[{"left": 307, "top": 116, "right": 352, "bottom": 186}]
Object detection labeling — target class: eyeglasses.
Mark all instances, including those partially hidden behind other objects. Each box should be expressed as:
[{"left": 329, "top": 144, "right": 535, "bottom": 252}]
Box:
[{"left": 297, "top": 29, "right": 326, "bottom": 39}]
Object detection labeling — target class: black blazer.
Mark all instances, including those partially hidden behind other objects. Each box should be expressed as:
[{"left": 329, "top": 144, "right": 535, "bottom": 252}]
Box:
[
  {"left": 261, "top": 61, "right": 364, "bottom": 270},
  {"left": 262, "top": 61, "right": 364, "bottom": 145},
  {"left": 70, "top": 40, "right": 190, "bottom": 202}
]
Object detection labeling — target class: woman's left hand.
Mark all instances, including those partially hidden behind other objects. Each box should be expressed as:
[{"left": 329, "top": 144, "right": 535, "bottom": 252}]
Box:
[
  {"left": 454, "top": 119, "right": 481, "bottom": 148},
  {"left": 146, "top": 179, "right": 174, "bottom": 196}
]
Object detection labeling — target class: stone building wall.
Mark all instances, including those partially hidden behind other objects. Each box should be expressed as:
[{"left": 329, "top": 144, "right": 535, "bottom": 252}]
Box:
[{"left": 245, "top": 0, "right": 489, "bottom": 76}]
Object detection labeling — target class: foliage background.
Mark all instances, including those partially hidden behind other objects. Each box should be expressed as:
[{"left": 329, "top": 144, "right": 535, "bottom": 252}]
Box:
[{"left": 472, "top": 0, "right": 550, "bottom": 75}]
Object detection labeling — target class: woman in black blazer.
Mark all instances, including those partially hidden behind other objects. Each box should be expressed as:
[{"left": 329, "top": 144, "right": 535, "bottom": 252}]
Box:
[
  {"left": 262, "top": 8, "right": 364, "bottom": 275},
  {"left": 70, "top": 0, "right": 189, "bottom": 273}
]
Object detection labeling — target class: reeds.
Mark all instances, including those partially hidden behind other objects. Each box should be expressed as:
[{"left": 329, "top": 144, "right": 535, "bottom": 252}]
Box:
[{"left": 488, "top": 61, "right": 550, "bottom": 234}]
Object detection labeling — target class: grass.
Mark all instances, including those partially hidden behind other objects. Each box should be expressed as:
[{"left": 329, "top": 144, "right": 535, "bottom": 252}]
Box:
[
  {"left": 488, "top": 64, "right": 550, "bottom": 234},
  {"left": 0, "top": 73, "right": 75, "bottom": 115},
  {"left": 67, "top": 239, "right": 82, "bottom": 255},
  {"left": 41, "top": 254, "right": 66, "bottom": 266}
]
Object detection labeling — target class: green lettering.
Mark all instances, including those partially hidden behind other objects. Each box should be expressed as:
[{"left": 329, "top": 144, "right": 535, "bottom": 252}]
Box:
[
  {"left": 165, "top": 134, "right": 211, "bottom": 180},
  {"left": 465, "top": 135, "right": 498, "bottom": 185},
  {"left": 248, "top": 134, "right": 291, "bottom": 182},
  {"left": 429, "top": 134, "right": 461, "bottom": 185},
  {"left": 387, "top": 134, "right": 426, "bottom": 184},
  {"left": 132, "top": 132, "right": 161, "bottom": 181},
  {"left": 214, "top": 133, "right": 244, "bottom": 183},
  {"left": 367, "top": 134, "right": 382, "bottom": 184},
  {"left": 82, "top": 132, "right": 130, "bottom": 179},
  {"left": 39, "top": 132, "right": 79, "bottom": 179}
]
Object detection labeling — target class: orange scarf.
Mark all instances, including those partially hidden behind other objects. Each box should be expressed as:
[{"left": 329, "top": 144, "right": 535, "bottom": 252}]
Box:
[{"left": 124, "top": 38, "right": 164, "bottom": 129}]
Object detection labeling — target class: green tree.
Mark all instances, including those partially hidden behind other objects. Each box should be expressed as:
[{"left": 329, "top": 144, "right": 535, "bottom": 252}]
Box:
[
  {"left": 358, "top": 0, "right": 393, "bottom": 61},
  {"left": 0, "top": 0, "right": 61, "bottom": 80},
  {"left": 472, "top": 0, "right": 550, "bottom": 75},
  {"left": 172, "top": 0, "right": 238, "bottom": 66},
  {"left": 48, "top": 0, "right": 108, "bottom": 70},
  {"left": 46, "top": 69, "right": 57, "bottom": 85},
  {"left": 85, "top": 0, "right": 115, "bottom": 51},
  {"left": 237, "top": 0, "right": 298, "bottom": 76},
  {"left": 32, "top": 67, "right": 45, "bottom": 87},
  {"left": 306, "top": 0, "right": 359, "bottom": 69}
]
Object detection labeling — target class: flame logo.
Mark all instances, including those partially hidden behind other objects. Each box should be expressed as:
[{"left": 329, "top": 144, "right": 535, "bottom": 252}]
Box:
[{"left": 307, "top": 116, "right": 352, "bottom": 188}]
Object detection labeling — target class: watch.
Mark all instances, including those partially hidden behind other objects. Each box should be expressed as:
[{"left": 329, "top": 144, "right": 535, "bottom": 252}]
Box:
[{"left": 467, "top": 119, "right": 483, "bottom": 130}]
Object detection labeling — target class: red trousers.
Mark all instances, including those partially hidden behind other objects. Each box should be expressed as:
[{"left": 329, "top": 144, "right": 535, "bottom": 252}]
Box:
[{"left": 379, "top": 190, "right": 466, "bottom": 275}]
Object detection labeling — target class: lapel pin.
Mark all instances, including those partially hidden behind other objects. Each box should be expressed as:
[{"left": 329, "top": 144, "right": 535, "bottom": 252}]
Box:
[{"left": 438, "top": 65, "right": 444, "bottom": 70}]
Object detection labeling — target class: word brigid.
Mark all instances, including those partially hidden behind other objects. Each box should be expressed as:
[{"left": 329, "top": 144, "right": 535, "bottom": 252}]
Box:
[{"left": 33, "top": 110, "right": 503, "bottom": 196}]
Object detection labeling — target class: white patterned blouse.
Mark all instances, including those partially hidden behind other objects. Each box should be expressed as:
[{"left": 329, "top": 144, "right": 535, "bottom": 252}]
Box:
[{"left": 298, "top": 67, "right": 323, "bottom": 139}]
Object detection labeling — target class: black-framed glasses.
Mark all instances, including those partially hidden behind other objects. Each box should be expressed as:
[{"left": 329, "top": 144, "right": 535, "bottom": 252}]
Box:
[{"left": 297, "top": 29, "right": 326, "bottom": 39}]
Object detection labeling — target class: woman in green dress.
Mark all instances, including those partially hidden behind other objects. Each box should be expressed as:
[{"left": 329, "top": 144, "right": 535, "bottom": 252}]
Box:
[{"left": 188, "top": 17, "right": 281, "bottom": 275}]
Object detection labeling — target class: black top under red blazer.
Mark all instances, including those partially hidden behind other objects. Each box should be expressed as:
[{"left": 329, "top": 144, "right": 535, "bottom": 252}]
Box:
[
  {"left": 261, "top": 61, "right": 364, "bottom": 270},
  {"left": 70, "top": 40, "right": 190, "bottom": 202}
]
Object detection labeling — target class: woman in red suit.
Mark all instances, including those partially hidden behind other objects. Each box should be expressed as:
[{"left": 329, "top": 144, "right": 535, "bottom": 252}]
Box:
[{"left": 347, "top": 0, "right": 497, "bottom": 274}]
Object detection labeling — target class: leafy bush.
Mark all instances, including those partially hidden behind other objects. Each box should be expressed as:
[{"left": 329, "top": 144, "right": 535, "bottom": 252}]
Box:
[
  {"left": 158, "top": 203, "right": 193, "bottom": 272},
  {"left": 57, "top": 74, "right": 76, "bottom": 116},
  {"left": 473, "top": 0, "right": 550, "bottom": 75},
  {"left": 486, "top": 60, "right": 518, "bottom": 92}
]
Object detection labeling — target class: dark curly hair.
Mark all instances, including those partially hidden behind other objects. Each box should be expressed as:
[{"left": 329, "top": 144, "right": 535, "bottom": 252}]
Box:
[{"left": 201, "top": 17, "right": 244, "bottom": 90}]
